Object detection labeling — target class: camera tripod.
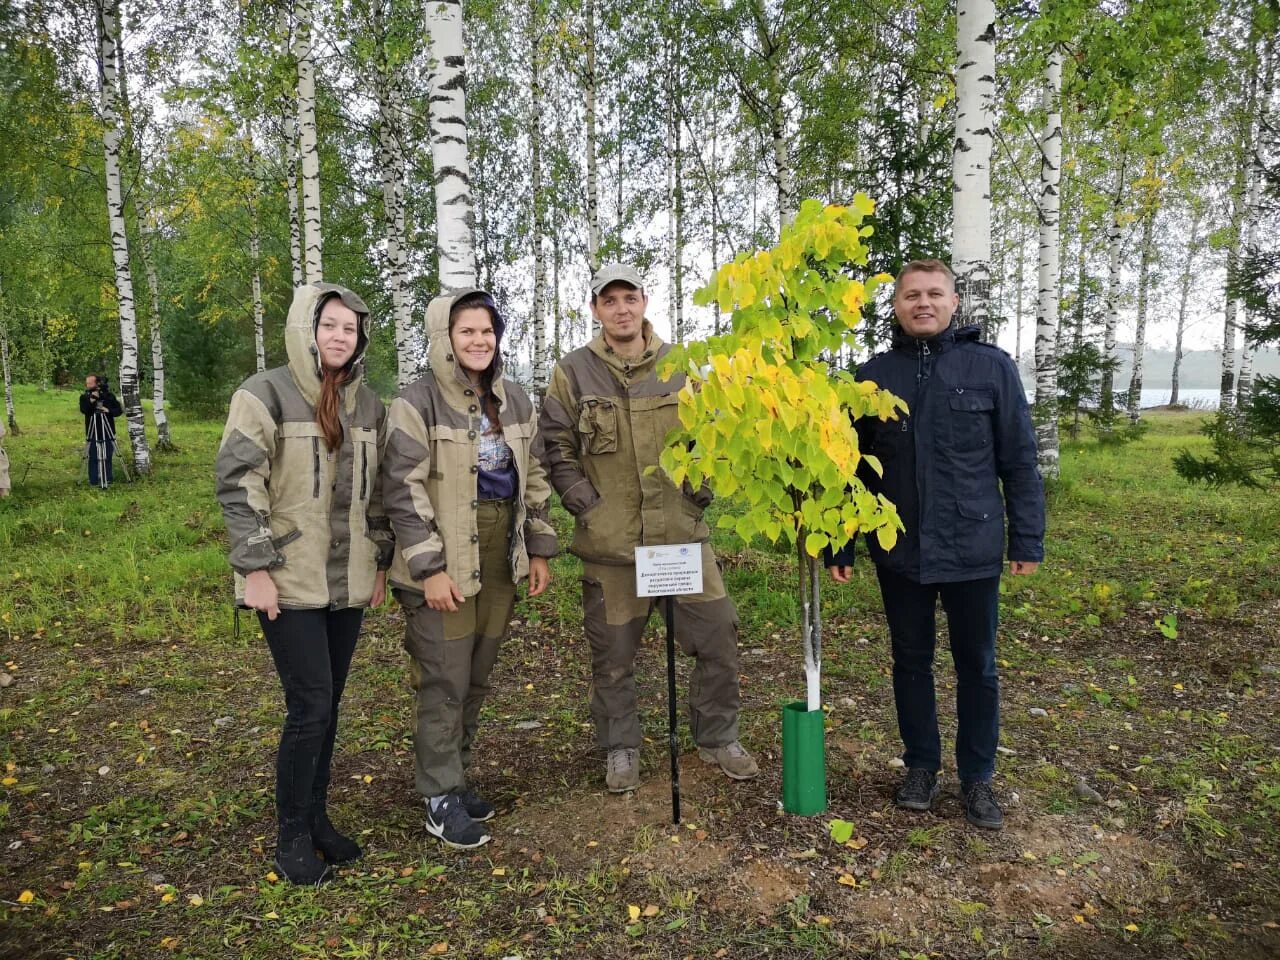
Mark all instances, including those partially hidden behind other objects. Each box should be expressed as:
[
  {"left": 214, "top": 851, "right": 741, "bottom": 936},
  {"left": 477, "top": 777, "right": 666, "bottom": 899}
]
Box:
[{"left": 86, "top": 404, "right": 114, "bottom": 489}]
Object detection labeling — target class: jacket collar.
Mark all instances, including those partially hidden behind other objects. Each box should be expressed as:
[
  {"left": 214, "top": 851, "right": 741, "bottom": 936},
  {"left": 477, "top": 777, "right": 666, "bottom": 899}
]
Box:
[
  {"left": 891, "top": 321, "right": 980, "bottom": 353},
  {"left": 588, "top": 320, "right": 663, "bottom": 377}
]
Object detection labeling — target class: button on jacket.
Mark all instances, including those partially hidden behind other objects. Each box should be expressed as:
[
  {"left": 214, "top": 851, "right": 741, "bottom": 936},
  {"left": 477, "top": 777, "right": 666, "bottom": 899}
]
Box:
[{"left": 830, "top": 324, "right": 1045, "bottom": 583}]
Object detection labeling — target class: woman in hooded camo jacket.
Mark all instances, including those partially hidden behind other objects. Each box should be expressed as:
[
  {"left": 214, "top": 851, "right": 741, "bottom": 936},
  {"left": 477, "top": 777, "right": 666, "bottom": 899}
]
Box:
[
  {"left": 215, "top": 283, "right": 393, "bottom": 885},
  {"left": 381, "top": 289, "right": 558, "bottom": 850}
]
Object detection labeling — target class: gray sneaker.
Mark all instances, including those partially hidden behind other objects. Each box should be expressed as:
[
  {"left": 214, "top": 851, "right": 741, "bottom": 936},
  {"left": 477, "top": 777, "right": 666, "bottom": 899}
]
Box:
[
  {"left": 698, "top": 741, "right": 760, "bottom": 780},
  {"left": 606, "top": 747, "right": 640, "bottom": 793}
]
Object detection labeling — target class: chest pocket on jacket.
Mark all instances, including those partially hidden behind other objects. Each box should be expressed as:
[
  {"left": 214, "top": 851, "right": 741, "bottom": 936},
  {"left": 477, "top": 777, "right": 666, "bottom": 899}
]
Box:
[
  {"left": 948, "top": 386, "right": 995, "bottom": 448},
  {"left": 578, "top": 396, "right": 618, "bottom": 455}
]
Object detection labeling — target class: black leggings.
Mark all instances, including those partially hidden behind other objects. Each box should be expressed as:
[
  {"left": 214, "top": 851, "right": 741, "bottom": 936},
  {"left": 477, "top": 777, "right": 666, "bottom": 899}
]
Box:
[{"left": 259, "top": 607, "right": 363, "bottom": 838}]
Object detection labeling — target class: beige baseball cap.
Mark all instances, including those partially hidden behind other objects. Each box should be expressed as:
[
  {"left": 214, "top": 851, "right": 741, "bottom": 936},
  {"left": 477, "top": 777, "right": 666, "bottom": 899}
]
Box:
[{"left": 590, "top": 263, "right": 645, "bottom": 295}]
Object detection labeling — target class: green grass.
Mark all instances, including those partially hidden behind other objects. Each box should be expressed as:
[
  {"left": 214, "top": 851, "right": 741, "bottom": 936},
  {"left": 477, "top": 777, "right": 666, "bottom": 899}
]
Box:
[{"left": 1, "top": 388, "right": 1278, "bottom": 960}]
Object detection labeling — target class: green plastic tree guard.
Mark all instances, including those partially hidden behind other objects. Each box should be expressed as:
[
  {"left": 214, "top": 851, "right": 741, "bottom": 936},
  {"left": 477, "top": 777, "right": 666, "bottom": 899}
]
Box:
[{"left": 782, "top": 700, "right": 826, "bottom": 815}]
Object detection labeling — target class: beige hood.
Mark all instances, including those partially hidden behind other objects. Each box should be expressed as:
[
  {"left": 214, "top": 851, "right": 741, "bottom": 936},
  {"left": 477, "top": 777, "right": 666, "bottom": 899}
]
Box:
[
  {"left": 285, "top": 283, "right": 372, "bottom": 407},
  {"left": 425, "top": 288, "right": 507, "bottom": 413}
]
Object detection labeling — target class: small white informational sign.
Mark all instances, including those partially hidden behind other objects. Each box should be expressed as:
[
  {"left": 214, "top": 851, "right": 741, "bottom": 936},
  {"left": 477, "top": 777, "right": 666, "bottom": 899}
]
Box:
[{"left": 634, "top": 543, "right": 704, "bottom": 598}]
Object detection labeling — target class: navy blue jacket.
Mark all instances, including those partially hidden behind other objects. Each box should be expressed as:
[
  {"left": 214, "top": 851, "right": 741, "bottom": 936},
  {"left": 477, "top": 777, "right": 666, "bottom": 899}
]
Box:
[{"left": 829, "top": 323, "right": 1045, "bottom": 583}]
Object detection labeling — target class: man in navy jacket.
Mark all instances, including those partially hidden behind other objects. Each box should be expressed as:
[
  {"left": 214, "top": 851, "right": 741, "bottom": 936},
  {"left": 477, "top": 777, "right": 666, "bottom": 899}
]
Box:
[{"left": 827, "top": 259, "right": 1045, "bottom": 830}]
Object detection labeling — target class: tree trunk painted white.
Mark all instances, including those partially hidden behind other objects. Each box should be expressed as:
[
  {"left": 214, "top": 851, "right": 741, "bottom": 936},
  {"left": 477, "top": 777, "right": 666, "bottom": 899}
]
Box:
[
  {"left": 1125, "top": 205, "right": 1155, "bottom": 422},
  {"left": 951, "top": 0, "right": 996, "bottom": 338},
  {"left": 425, "top": 0, "right": 477, "bottom": 291},
  {"left": 374, "top": 0, "right": 417, "bottom": 388},
  {"left": 1170, "top": 209, "right": 1202, "bottom": 407},
  {"left": 95, "top": 0, "right": 150, "bottom": 476},
  {"left": 295, "top": 0, "right": 323, "bottom": 284},
  {"left": 1033, "top": 46, "right": 1062, "bottom": 481},
  {"left": 583, "top": 0, "right": 601, "bottom": 277},
  {"left": 529, "top": 0, "right": 549, "bottom": 393}
]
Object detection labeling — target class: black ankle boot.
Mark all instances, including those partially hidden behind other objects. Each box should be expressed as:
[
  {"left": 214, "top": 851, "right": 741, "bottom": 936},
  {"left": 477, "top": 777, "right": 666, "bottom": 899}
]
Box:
[
  {"left": 310, "top": 810, "right": 362, "bottom": 864},
  {"left": 274, "top": 834, "right": 333, "bottom": 885}
]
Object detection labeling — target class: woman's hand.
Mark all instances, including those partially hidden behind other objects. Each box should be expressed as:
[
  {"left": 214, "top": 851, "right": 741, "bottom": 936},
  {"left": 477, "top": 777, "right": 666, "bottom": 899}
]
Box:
[
  {"left": 244, "top": 569, "right": 281, "bottom": 621},
  {"left": 371, "top": 569, "right": 387, "bottom": 608},
  {"left": 423, "top": 571, "right": 464, "bottom": 613},
  {"left": 527, "top": 556, "right": 551, "bottom": 597}
]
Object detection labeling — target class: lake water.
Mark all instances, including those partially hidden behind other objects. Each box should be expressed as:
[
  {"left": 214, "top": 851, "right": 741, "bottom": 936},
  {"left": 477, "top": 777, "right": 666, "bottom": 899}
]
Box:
[
  {"left": 1137, "top": 388, "right": 1220, "bottom": 409},
  {"left": 1022, "top": 385, "right": 1222, "bottom": 409}
]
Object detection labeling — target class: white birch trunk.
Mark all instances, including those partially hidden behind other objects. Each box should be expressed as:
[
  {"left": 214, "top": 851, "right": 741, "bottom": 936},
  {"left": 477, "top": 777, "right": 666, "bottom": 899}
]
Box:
[
  {"left": 425, "top": 0, "right": 477, "bottom": 291},
  {"left": 1221, "top": 175, "right": 1246, "bottom": 411},
  {"left": 1100, "top": 172, "right": 1125, "bottom": 415},
  {"left": 116, "top": 36, "right": 171, "bottom": 451},
  {"left": 276, "top": 7, "right": 303, "bottom": 289},
  {"left": 1171, "top": 209, "right": 1202, "bottom": 407},
  {"left": 951, "top": 0, "right": 996, "bottom": 337},
  {"left": 96, "top": 0, "right": 150, "bottom": 476},
  {"left": 1033, "top": 46, "right": 1062, "bottom": 481},
  {"left": 375, "top": 0, "right": 417, "bottom": 388},
  {"left": 136, "top": 218, "right": 172, "bottom": 448},
  {"left": 1125, "top": 206, "right": 1156, "bottom": 422},
  {"left": 295, "top": 0, "right": 323, "bottom": 284},
  {"left": 1, "top": 301, "right": 16, "bottom": 432},
  {"left": 250, "top": 208, "right": 266, "bottom": 374},
  {"left": 586, "top": 0, "right": 599, "bottom": 276},
  {"left": 552, "top": 229, "right": 563, "bottom": 360},
  {"left": 1238, "top": 42, "right": 1273, "bottom": 406},
  {"left": 529, "top": 0, "right": 549, "bottom": 392},
  {"left": 283, "top": 109, "right": 304, "bottom": 288},
  {"left": 1014, "top": 222, "right": 1025, "bottom": 371}
]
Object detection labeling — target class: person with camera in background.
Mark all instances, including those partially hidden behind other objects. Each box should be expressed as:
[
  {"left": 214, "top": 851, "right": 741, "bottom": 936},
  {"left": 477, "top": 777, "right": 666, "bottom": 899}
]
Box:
[{"left": 80, "top": 374, "right": 122, "bottom": 489}]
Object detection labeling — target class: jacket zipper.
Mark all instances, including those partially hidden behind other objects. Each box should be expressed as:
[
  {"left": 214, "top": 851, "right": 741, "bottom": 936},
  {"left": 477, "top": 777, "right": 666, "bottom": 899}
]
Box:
[
  {"left": 360, "top": 442, "right": 368, "bottom": 501},
  {"left": 311, "top": 437, "right": 320, "bottom": 498}
]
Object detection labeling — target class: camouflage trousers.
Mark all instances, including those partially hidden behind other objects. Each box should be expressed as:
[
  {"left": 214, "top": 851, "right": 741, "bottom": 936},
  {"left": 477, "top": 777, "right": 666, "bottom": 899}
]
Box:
[
  {"left": 396, "top": 500, "right": 516, "bottom": 798},
  {"left": 581, "top": 542, "right": 741, "bottom": 751}
]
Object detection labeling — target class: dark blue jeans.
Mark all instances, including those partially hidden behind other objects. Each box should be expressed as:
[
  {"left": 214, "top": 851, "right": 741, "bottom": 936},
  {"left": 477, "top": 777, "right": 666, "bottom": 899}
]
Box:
[
  {"left": 875, "top": 566, "right": 1001, "bottom": 784},
  {"left": 259, "top": 607, "right": 363, "bottom": 839},
  {"left": 87, "top": 440, "right": 114, "bottom": 488}
]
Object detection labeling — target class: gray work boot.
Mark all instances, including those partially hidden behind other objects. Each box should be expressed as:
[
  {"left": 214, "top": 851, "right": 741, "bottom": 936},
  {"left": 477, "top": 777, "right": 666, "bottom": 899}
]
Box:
[
  {"left": 606, "top": 747, "right": 640, "bottom": 793},
  {"left": 698, "top": 741, "right": 760, "bottom": 780}
]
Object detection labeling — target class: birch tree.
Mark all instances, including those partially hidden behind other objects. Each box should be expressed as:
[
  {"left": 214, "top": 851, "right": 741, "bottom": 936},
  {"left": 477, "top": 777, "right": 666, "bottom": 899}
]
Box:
[
  {"left": 117, "top": 45, "right": 172, "bottom": 450},
  {"left": 425, "top": 0, "right": 477, "bottom": 290},
  {"left": 277, "top": 8, "right": 304, "bottom": 289},
  {"left": 94, "top": 0, "right": 150, "bottom": 475},
  {"left": 529, "top": 0, "right": 549, "bottom": 390},
  {"left": 1034, "top": 45, "right": 1062, "bottom": 480},
  {"left": 0, "top": 276, "right": 16, "bottom": 432},
  {"left": 295, "top": 0, "right": 323, "bottom": 283},
  {"left": 1170, "top": 208, "right": 1203, "bottom": 406},
  {"left": 951, "top": 0, "right": 996, "bottom": 337},
  {"left": 1125, "top": 164, "right": 1161, "bottom": 422},
  {"left": 372, "top": 0, "right": 418, "bottom": 387}
]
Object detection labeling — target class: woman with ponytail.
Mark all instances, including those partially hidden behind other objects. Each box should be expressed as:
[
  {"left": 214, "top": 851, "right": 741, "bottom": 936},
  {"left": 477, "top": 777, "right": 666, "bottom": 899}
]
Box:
[
  {"left": 382, "top": 290, "right": 558, "bottom": 849},
  {"left": 216, "top": 284, "right": 393, "bottom": 884}
]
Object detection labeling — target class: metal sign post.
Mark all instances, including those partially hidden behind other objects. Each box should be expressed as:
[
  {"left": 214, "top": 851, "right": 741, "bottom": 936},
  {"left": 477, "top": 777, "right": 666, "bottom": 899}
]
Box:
[{"left": 635, "top": 544, "right": 704, "bottom": 825}]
